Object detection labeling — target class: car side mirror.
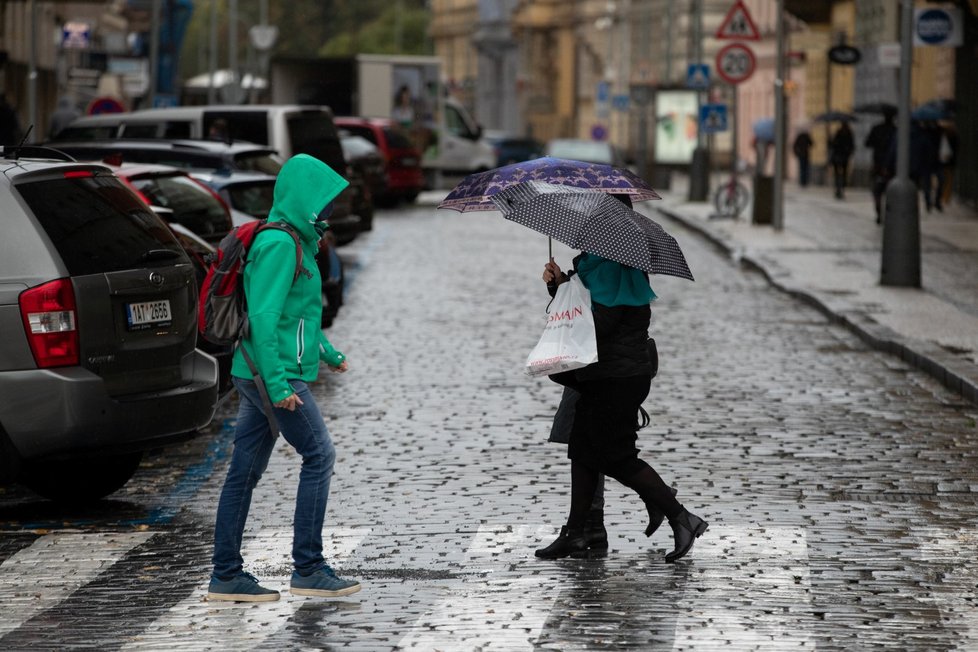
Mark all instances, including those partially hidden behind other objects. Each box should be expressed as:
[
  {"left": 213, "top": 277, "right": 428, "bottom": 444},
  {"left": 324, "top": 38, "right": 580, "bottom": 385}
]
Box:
[{"left": 471, "top": 124, "right": 483, "bottom": 141}]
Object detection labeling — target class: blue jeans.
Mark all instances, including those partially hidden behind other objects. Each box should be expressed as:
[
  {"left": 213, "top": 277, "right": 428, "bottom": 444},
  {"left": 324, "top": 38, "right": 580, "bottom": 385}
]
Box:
[{"left": 212, "top": 377, "right": 336, "bottom": 580}]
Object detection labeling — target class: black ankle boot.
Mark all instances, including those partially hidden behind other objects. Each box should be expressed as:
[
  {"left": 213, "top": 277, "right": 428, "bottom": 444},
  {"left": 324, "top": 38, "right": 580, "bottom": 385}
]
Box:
[
  {"left": 645, "top": 487, "right": 679, "bottom": 537},
  {"left": 535, "top": 526, "right": 599, "bottom": 559},
  {"left": 665, "top": 509, "right": 708, "bottom": 563},
  {"left": 583, "top": 509, "right": 609, "bottom": 555}
]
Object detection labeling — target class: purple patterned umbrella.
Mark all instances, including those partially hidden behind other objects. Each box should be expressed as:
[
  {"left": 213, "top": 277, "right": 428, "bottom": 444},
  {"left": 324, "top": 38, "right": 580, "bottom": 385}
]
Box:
[{"left": 437, "top": 157, "right": 661, "bottom": 212}]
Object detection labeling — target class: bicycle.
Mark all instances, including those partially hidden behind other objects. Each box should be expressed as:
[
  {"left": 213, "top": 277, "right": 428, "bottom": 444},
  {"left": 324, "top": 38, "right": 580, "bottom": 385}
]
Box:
[{"left": 711, "top": 171, "right": 751, "bottom": 219}]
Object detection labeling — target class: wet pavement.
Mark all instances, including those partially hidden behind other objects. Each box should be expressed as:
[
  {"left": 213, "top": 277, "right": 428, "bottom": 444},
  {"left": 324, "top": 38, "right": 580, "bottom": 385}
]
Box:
[{"left": 2, "top": 198, "right": 978, "bottom": 650}]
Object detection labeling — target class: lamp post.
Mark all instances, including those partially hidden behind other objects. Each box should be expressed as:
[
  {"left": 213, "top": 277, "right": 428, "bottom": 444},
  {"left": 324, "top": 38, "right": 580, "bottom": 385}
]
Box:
[
  {"left": 688, "top": 0, "right": 710, "bottom": 201},
  {"left": 880, "top": 0, "right": 920, "bottom": 287}
]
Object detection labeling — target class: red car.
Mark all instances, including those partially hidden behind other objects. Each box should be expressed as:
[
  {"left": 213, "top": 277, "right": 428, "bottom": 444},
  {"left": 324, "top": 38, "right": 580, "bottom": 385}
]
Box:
[{"left": 334, "top": 117, "right": 425, "bottom": 205}]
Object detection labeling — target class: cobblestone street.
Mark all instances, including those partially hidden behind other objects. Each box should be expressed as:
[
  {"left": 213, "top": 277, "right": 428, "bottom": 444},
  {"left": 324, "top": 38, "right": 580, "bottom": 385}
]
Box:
[{"left": 2, "top": 201, "right": 978, "bottom": 650}]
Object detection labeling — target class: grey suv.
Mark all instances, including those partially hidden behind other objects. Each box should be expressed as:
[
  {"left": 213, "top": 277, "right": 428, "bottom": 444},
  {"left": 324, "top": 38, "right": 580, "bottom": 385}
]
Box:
[{"left": 0, "top": 149, "right": 218, "bottom": 502}]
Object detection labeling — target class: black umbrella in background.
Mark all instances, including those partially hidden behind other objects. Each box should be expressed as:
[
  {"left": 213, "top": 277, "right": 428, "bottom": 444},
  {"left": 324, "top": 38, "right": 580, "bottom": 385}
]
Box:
[
  {"left": 813, "top": 111, "right": 858, "bottom": 123},
  {"left": 854, "top": 102, "right": 897, "bottom": 116}
]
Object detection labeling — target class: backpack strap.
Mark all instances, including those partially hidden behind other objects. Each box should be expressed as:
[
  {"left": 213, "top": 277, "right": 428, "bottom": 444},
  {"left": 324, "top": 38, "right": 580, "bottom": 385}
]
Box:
[{"left": 257, "top": 222, "right": 305, "bottom": 283}]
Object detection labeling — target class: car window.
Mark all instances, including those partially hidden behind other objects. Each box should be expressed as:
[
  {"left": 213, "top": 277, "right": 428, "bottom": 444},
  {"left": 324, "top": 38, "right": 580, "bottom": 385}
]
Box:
[
  {"left": 51, "top": 125, "right": 117, "bottom": 141},
  {"left": 224, "top": 181, "right": 275, "bottom": 220},
  {"left": 15, "top": 173, "right": 184, "bottom": 275},
  {"left": 129, "top": 174, "right": 231, "bottom": 241},
  {"left": 164, "top": 121, "right": 192, "bottom": 139},
  {"left": 286, "top": 112, "right": 346, "bottom": 173},
  {"left": 205, "top": 111, "right": 268, "bottom": 145},
  {"left": 232, "top": 152, "right": 284, "bottom": 175},
  {"left": 121, "top": 124, "right": 159, "bottom": 139},
  {"left": 383, "top": 128, "right": 414, "bottom": 150},
  {"left": 341, "top": 137, "right": 379, "bottom": 159},
  {"left": 445, "top": 105, "right": 476, "bottom": 139},
  {"left": 341, "top": 125, "right": 377, "bottom": 145}
]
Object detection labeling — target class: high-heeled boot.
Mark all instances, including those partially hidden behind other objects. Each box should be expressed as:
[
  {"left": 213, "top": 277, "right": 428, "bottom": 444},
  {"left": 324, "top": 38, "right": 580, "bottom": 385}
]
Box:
[
  {"left": 665, "top": 508, "right": 708, "bottom": 563},
  {"left": 535, "top": 526, "right": 589, "bottom": 559},
  {"left": 583, "top": 509, "right": 608, "bottom": 557},
  {"left": 645, "top": 487, "right": 679, "bottom": 537}
]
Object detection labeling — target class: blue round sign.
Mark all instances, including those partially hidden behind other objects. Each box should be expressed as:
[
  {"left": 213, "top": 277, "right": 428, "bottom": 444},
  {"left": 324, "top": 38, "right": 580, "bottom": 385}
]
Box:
[
  {"left": 591, "top": 124, "right": 608, "bottom": 141},
  {"left": 916, "top": 9, "right": 953, "bottom": 45}
]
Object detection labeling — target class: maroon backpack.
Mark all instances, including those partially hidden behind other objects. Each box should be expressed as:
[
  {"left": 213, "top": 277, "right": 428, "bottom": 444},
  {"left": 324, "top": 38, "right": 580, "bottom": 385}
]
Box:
[{"left": 198, "top": 220, "right": 303, "bottom": 346}]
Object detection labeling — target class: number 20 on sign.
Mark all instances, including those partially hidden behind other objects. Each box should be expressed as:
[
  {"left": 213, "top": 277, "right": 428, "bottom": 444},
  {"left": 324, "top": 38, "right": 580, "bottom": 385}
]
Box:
[{"left": 716, "top": 43, "right": 756, "bottom": 85}]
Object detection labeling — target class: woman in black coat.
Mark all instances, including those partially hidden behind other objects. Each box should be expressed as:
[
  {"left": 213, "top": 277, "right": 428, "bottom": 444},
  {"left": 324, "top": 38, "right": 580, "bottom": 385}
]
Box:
[{"left": 535, "top": 250, "right": 708, "bottom": 563}]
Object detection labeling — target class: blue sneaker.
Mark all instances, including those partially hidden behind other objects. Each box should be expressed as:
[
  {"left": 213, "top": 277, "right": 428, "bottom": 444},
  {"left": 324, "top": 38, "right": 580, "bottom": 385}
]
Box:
[
  {"left": 207, "top": 572, "right": 280, "bottom": 602},
  {"left": 290, "top": 565, "right": 361, "bottom": 598}
]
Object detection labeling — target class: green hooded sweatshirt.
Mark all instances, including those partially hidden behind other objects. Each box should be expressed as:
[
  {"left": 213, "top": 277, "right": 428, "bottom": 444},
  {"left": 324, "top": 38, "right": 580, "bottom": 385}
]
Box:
[{"left": 231, "top": 154, "right": 350, "bottom": 403}]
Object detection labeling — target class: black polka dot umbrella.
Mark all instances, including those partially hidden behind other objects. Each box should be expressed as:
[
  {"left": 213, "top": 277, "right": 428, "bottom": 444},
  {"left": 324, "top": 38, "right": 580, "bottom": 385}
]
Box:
[{"left": 492, "top": 182, "right": 694, "bottom": 281}]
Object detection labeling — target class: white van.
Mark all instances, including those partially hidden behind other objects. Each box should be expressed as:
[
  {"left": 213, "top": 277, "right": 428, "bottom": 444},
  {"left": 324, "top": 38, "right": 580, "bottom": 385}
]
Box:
[{"left": 52, "top": 105, "right": 345, "bottom": 171}]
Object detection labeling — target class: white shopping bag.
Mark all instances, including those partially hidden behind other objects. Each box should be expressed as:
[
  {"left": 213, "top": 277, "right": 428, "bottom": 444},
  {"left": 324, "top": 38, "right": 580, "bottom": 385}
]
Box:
[{"left": 525, "top": 275, "right": 598, "bottom": 377}]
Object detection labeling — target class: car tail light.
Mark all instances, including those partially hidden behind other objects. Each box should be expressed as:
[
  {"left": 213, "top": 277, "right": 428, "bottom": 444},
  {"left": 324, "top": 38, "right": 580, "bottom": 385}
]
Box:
[{"left": 19, "top": 278, "right": 79, "bottom": 368}]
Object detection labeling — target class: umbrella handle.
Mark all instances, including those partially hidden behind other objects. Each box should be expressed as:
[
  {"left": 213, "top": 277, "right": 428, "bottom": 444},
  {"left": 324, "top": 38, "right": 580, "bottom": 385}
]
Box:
[{"left": 549, "top": 237, "right": 552, "bottom": 260}]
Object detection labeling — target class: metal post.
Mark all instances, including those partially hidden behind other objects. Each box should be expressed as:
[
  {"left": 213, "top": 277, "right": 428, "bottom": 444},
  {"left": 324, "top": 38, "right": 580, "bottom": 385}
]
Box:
[
  {"left": 772, "top": 0, "right": 786, "bottom": 230},
  {"left": 148, "top": 0, "right": 161, "bottom": 107},
  {"left": 208, "top": 0, "right": 218, "bottom": 103},
  {"left": 229, "top": 0, "right": 239, "bottom": 101},
  {"left": 27, "top": 0, "right": 38, "bottom": 141},
  {"left": 881, "top": 0, "right": 920, "bottom": 287},
  {"left": 664, "top": 0, "right": 674, "bottom": 84},
  {"left": 688, "top": 0, "right": 710, "bottom": 201}
]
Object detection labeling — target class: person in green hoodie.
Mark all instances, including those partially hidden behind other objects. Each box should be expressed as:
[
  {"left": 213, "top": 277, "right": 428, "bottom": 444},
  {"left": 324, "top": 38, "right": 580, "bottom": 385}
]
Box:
[{"left": 208, "top": 154, "right": 361, "bottom": 602}]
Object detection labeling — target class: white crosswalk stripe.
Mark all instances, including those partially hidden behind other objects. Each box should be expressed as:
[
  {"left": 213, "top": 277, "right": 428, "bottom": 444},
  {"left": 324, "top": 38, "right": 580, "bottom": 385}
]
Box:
[
  {"left": 670, "top": 526, "right": 815, "bottom": 650},
  {"left": 122, "top": 527, "right": 371, "bottom": 651},
  {"left": 915, "top": 528, "right": 978, "bottom": 649},
  {"left": 0, "top": 531, "right": 154, "bottom": 638},
  {"left": 397, "top": 524, "right": 562, "bottom": 650}
]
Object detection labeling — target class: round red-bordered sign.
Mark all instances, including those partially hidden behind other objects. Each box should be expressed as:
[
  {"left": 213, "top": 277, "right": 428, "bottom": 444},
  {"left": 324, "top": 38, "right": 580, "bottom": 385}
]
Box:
[{"left": 715, "top": 43, "right": 756, "bottom": 85}]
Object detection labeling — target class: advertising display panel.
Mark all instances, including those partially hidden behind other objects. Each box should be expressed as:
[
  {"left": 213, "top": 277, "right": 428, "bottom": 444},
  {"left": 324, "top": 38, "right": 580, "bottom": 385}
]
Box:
[{"left": 654, "top": 90, "right": 699, "bottom": 164}]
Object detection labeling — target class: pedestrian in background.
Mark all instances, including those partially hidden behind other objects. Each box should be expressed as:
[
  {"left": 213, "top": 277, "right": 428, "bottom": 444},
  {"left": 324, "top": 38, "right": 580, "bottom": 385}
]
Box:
[
  {"left": 911, "top": 121, "right": 942, "bottom": 213},
  {"left": 208, "top": 154, "right": 361, "bottom": 603},
  {"left": 792, "top": 129, "right": 813, "bottom": 188},
  {"left": 829, "top": 121, "right": 855, "bottom": 199},
  {"left": 865, "top": 110, "right": 896, "bottom": 223},
  {"left": 0, "top": 93, "right": 23, "bottom": 146},
  {"left": 47, "top": 96, "right": 81, "bottom": 140},
  {"left": 939, "top": 123, "right": 958, "bottom": 209},
  {"left": 536, "top": 248, "right": 707, "bottom": 564}
]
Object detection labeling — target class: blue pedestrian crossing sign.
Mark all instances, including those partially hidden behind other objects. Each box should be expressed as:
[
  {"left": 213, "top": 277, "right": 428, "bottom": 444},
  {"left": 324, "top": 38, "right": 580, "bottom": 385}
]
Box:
[
  {"left": 686, "top": 64, "right": 711, "bottom": 90},
  {"left": 699, "top": 103, "right": 728, "bottom": 134}
]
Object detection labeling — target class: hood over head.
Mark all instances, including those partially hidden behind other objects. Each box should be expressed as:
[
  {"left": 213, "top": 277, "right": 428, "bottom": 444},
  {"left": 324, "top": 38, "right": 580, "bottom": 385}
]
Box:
[{"left": 268, "top": 154, "right": 349, "bottom": 243}]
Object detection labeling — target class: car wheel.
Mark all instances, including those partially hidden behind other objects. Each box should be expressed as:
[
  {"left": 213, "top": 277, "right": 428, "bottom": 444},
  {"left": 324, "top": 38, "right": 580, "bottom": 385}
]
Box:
[
  {"left": 404, "top": 192, "right": 419, "bottom": 203},
  {"left": 21, "top": 452, "right": 143, "bottom": 503}
]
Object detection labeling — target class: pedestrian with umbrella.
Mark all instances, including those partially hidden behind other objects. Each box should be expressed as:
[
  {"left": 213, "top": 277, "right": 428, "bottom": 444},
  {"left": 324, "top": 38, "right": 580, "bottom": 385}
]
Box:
[
  {"left": 487, "top": 183, "right": 708, "bottom": 563},
  {"left": 865, "top": 108, "right": 897, "bottom": 223},
  {"left": 828, "top": 120, "right": 856, "bottom": 199}
]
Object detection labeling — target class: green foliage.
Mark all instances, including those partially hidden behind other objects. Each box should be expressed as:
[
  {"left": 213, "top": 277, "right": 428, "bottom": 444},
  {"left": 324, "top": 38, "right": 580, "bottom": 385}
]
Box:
[
  {"left": 319, "top": 6, "right": 433, "bottom": 56},
  {"left": 179, "top": 0, "right": 431, "bottom": 80}
]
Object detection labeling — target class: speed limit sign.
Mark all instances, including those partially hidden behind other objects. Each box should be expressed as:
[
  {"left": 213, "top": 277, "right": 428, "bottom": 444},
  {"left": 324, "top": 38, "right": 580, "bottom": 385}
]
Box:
[{"left": 716, "top": 43, "right": 756, "bottom": 84}]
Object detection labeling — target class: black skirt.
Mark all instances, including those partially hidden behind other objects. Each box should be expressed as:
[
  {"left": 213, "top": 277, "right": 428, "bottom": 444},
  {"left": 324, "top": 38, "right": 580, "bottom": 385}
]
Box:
[{"left": 568, "top": 375, "right": 652, "bottom": 470}]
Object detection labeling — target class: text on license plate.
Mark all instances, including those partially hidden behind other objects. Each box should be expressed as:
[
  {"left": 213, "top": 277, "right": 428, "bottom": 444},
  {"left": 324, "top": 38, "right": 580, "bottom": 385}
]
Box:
[{"left": 126, "top": 299, "right": 172, "bottom": 329}]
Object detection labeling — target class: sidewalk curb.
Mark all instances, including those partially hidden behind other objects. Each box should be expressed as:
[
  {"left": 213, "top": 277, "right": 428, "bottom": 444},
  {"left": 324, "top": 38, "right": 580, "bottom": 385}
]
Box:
[{"left": 657, "top": 204, "right": 978, "bottom": 406}]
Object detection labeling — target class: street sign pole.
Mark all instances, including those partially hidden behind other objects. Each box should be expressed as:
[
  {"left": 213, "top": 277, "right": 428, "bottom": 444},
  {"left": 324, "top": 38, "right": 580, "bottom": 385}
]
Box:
[
  {"left": 689, "top": 0, "right": 710, "bottom": 202},
  {"left": 772, "top": 0, "right": 786, "bottom": 231},
  {"left": 881, "top": 0, "right": 921, "bottom": 287}
]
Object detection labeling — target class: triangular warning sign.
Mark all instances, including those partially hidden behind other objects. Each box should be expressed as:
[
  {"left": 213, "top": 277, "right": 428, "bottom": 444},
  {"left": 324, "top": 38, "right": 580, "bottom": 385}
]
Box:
[{"left": 715, "top": 0, "right": 760, "bottom": 41}]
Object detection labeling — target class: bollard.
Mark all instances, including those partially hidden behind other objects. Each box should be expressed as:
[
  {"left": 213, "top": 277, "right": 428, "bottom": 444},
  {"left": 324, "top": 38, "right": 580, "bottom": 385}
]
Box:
[{"left": 880, "top": 178, "right": 921, "bottom": 287}]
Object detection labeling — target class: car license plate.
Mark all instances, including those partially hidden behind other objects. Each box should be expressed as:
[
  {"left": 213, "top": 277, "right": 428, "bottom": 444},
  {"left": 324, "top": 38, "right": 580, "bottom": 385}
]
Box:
[{"left": 126, "top": 299, "right": 172, "bottom": 330}]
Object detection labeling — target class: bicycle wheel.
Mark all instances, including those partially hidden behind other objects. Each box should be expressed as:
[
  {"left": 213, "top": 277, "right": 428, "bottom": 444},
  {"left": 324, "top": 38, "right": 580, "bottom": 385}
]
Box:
[{"left": 713, "top": 181, "right": 750, "bottom": 217}]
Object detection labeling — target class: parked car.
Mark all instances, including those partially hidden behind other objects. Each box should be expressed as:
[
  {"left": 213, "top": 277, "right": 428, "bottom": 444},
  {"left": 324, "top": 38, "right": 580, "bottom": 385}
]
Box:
[
  {"left": 52, "top": 104, "right": 344, "bottom": 161},
  {"left": 484, "top": 130, "right": 544, "bottom": 166},
  {"left": 45, "top": 138, "right": 285, "bottom": 175},
  {"left": 0, "top": 147, "right": 218, "bottom": 502},
  {"left": 47, "top": 139, "right": 362, "bottom": 245},
  {"left": 545, "top": 138, "right": 627, "bottom": 167},
  {"left": 334, "top": 117, "right": 425, "bottom": 204},
  {"left": 105, "top": 162, "right": 234, "bottom": 245},
  {"left": 340, "top": 133, "right": 383, "bottom": 229},
  {"left": 193, "top": 170, "right": 347, "bottom": 328}
]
